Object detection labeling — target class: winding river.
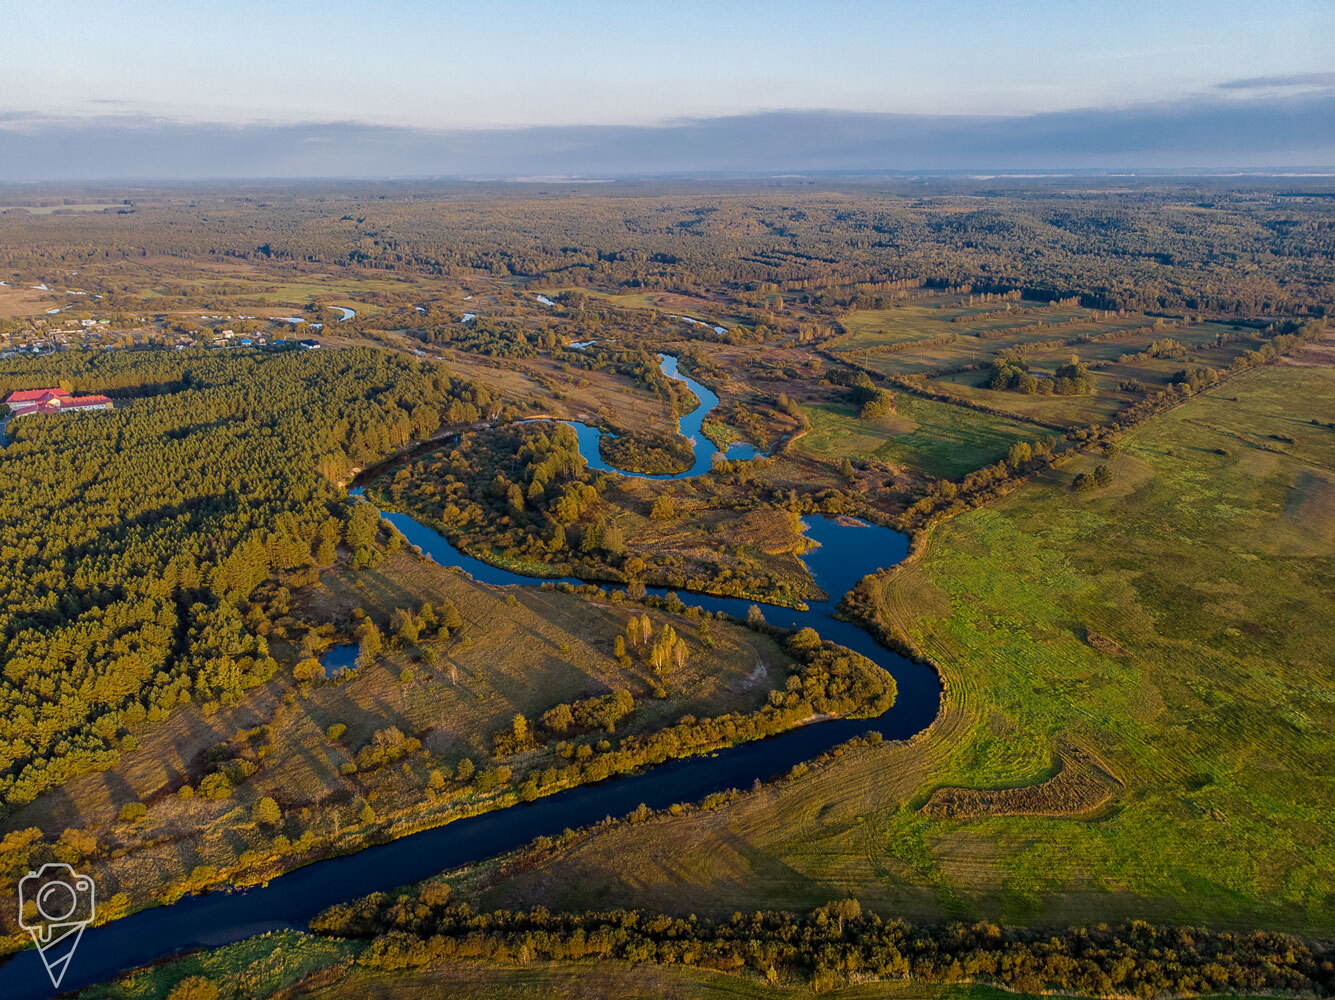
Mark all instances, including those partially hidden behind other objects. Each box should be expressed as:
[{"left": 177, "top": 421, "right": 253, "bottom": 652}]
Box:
[
  {"left": 561, "top": 353, "right": 761, "bottom": 477},
  {"left": 0, "top": 354, "right": 941, "bottom": 998}
]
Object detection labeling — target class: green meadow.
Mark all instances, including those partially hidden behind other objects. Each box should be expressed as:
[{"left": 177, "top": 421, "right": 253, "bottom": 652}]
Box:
[
  {"left": 826, "top": 300, "right": 1285, "bottom": 431},
  {"left": 797, "top": 397, "right": 1046, "bottom": 478},
  {"left": 832, "top": 300, "right": 1151, "bottom": 366}
]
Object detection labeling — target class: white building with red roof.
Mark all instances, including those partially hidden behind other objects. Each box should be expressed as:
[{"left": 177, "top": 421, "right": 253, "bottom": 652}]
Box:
[{"left": 5, "top": 387, "right": 113, "bottom": 418}]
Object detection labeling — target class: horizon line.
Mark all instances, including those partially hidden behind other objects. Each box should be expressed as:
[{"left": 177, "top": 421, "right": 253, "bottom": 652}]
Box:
[{"left": 4, "top": 168, "right": 1335, "bottom": 189}]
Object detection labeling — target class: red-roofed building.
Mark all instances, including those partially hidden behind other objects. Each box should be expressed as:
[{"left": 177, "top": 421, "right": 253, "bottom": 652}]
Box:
[
  {"left": 6, "top": 388, "right": 66, "bottom": 407},
  {"left": 5, "top": 388, "right": 113, "bottom": 418}
]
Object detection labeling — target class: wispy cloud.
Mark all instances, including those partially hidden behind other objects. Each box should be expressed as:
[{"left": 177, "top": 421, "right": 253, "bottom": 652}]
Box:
[{"left": 1216, "top": 72, "right": 1335, "bottom": 91}]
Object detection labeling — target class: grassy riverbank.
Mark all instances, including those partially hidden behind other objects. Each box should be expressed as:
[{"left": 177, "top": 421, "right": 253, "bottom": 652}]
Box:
[{"left": 76, "top": 915, "right": 1310, "bottom": 1000}]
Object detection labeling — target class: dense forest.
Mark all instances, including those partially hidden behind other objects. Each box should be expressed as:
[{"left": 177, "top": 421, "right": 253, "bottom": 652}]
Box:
[
  {"left": 0, "top": 348, "right": 489, "bottom": 810},
  {"left": 2, "top": 182, "right": 1332, "bottom": 320}
]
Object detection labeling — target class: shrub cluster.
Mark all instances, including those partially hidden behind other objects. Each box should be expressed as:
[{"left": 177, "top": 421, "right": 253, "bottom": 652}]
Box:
[{"left": 988, "top": 356, "right": 1093, "bottom": 395}]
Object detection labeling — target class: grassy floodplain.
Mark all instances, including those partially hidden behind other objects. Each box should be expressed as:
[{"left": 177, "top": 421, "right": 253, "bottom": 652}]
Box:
[
  {"left": 828, "top": 298, "right": 1286, "bottom": 430},
  {"left": 796, "top": 397, "right": 1047, "bottom": 479},
  {"left": 465, "top": 361, "right": 1335, "bottom": 932},
  {"left": 923, "top": 372, "right": 1129, "bottom": 426},
  {"left": 832, "top": 299, "right": 1133, "bottom": 354}
]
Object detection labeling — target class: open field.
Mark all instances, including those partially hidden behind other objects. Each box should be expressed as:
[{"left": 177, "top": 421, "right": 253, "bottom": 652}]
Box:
[
  {"left": 826, "top": 298, "right": 1290, "bottom": 430},
  {"left": 0, "top": 258, "right": 477, "bottom": 336},
  {"left": 923, "top": 373, "right": 1130, "bottom": 426},
  {"left": 918, "top": 319, "right": 1276, "bottom": 427},
  {"left": 832, "top": 299, "right": 1140, "bottom": 355},
  {"left": 255, "top": 277, "right": 415, "bottom": 299},
  {"left": 464, "top": 362, "right": 1335, "bottom": 933},
  {"left": 1024, "top": 320, "right": 1263, "bottom": 369},
  {"left": 0, "top": 284, "right": 59, "bottom": 318},
  {"left": 0, "top": 202, "right": 125, "bottom": 214},
  {"left": 534, "top": 286, "right": 690, "bottom": 311},
  {"left": 533, "top": 286, "right": 748, "bottom": 328},
  {"left": 796, "top": 398, "right": 1047, "bottom": 479},
  {"left": 301, "top": 550, "right": 792, "bottom": 748},
  {"left": 437, "top": 349, "right": 684, "bottom": 437},
  {"left": 299, "top": 967, "right": 1051, "bottom": 1000}
]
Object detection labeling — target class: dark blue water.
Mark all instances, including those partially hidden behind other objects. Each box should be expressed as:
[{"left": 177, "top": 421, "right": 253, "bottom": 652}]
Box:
[
  {"left": 0, "top": 358, "right": 941, "bottom": 998},
  {"left": 319, "top": 644, "right": 358, "bottom": 678}
]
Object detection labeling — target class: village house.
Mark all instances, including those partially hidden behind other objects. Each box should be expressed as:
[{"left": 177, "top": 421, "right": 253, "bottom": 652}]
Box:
[{"left": 5, "top": 387, "right": 113, "bottom": 418}]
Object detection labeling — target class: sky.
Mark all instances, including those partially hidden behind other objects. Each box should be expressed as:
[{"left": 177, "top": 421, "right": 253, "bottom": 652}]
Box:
[{"left": 0, "top": 0, "right": 1332, "bottom": 177}]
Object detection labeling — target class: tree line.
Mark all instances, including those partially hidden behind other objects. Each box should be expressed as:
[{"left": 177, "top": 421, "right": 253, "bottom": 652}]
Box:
[{"left": 313, "top": 892, "right": 1335, "bottom": 997}]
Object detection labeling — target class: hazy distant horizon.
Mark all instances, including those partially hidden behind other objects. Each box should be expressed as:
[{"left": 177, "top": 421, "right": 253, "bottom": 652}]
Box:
[{"left": 2, "top": 96, "right": 1333, "bottom": 183}]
